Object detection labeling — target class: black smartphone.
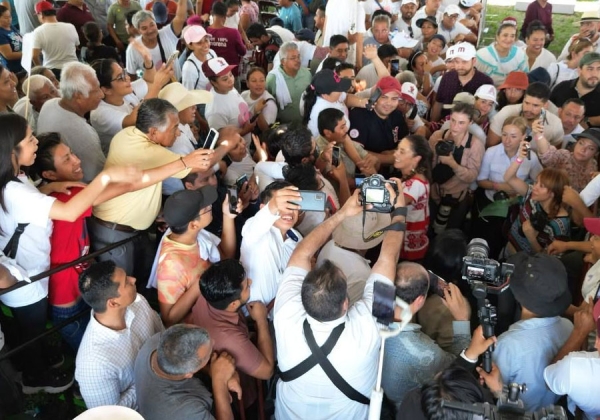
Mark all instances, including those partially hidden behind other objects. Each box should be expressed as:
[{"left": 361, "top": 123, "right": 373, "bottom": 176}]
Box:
[
  {"left": 594, "top": 283, "right": 600, "bottom": 304},
  {"left": 201, "top": 128, "right": 219, "bottom": 150},
  {"left": 228, "top": 188, "right": 238, "bottom": 214},
  {"left": 291, "top": 191, "right": 326, "bottom": 212},
  {"left": 390, "top": 58, "right": 400, "bottom": 74},
  {"left": 372, "top": 281, "right": 396, "bottom": 325},
  {"left": 235, "top": 174, "right": 248, "bottom": 193},
  {"left": 332, "top": 146, "right": 341, "bottom": 167},
  {"left": 428, "top": 270, "right": 449, "bottom": 299}
]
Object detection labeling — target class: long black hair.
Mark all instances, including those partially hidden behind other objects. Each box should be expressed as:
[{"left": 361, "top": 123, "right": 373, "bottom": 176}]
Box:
[
  {"left": 302, "top": 84, "right": 318, "bottom": 125},
  {"left": 403, "top": 134, "right": 433, "bottom": 182},
  {"left": 91, "top": 58, "right": 118, "bottom": 89},
  {"left": 0, "top": 113, "right": 29, "bottom": 212}
]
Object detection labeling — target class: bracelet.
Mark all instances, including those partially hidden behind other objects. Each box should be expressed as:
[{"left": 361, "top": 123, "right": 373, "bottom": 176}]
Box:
[
  {"left": 515, "top": 157, "right": 523, "bottom": 164},
  {"left": 180, "top": 156, "right": 188, "bottom": 169},
  {"left": 143, "top": 60, "right": 154, "bottom": 70}
]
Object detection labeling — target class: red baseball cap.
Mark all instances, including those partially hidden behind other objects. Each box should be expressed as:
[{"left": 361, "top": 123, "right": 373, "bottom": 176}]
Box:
[
  {"left": 201, "top": 57, "right": 237, "bottom": 78},
  {"left": 375, "top": 76, "right": 402, "bottom": 96},
  {"left": 35, "top": 1, "right": 54, "bottom": 14}
]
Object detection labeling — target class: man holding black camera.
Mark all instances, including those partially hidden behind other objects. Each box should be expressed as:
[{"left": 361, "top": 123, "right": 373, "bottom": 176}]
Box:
[{"left": 274, "top": 182, "right": 406, "bottom": 419}]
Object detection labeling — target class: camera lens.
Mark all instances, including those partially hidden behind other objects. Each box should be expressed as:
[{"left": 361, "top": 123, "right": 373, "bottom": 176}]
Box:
[{"left": 467, "top": 238, "right": 489, "bottom": 259}]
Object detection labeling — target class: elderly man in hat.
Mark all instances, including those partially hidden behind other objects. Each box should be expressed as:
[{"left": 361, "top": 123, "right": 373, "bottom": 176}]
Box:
[
  {"left": 493, "top": 252, "right": 574, "bottom": 412},
  {"left": 557, "top": 11, "right": 600, "bottom": 62}
]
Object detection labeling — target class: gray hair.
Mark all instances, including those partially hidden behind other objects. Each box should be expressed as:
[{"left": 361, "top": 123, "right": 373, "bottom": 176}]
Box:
[
  {"left": 24, "top": 75, "right": 56, "bottom": 99},
  {"left": 371, "top": 14, "right": 391, "bottom": 27},
  {"left": 135, "top": 98, "right": 179, "bottom": 134},
  {"left": 60, "top": 62, "right": 97, "bottom": 100},
  {"left": 132, "top": 10, "right": 155, "bottom": 29},
  {"left": 157, "top": 325, "right": 211, "bottom": 376},
  {"left": 396, "top": 70, "right": 418, "bottom": 85},
  {"left": 280, "top": 41, "right": 299, "bottom": 61}
]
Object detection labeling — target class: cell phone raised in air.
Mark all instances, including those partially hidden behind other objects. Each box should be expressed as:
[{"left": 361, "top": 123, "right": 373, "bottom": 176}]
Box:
[
  {"left": 165, "top": 50, "right": 179, "bottom": 68},
  {"left": 201, "top": 128, "right": 219, "bottom": 150},
  {"left": 372, "top": 281, "right": 396, "bottom": 325},
  {"left": 390, "top": 58, "right": 400, "bottom": 74},
  {"left": 235, "top": 174, "right": 248, "bottom": 193},
  {"left": 290, "top": 191, "right": 326, "bottom": 212},
  {"left": 228, "top": 188, "right": 239, "bottom": 214},
  {"left": 332, "top": 146, "right": 341, "bottom": 167},
  {"left": 428, "top": 270, "right": 449, "bottom": 299}
]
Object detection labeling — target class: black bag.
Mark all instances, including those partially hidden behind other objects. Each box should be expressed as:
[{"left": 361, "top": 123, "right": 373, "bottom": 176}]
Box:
[{"left": 432, "top": 131, "right": 472, "bottom": 186}]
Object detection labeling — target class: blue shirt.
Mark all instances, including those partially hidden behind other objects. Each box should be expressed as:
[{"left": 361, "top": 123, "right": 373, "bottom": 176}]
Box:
[
  {"left": 0, "top": 26, "right": 23, "bottom": 73},
  {"left": 493, "top": 316, "right": 573, "bottom": 411},
  {"left": 279, "top": 3, "right": 302, "bottom": 32}
]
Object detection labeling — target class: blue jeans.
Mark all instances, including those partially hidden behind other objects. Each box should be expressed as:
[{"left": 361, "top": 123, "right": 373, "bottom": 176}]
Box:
[{"left": 51, "top": 299, "right": 90, "bottom": 352}]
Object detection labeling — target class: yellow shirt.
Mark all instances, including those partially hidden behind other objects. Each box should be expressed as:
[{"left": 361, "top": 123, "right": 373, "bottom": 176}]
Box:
[{"left": 92, "top": 127, "right": 190, "bottom": 230}]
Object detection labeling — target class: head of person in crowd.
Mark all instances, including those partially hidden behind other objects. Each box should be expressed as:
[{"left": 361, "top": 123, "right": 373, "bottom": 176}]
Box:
[
  {"left": 32, "top": 132, "right": 83, "bottom": 182},
  {"left": 35, "top": 0, "right": 57, "bottom": 23},
  {"left": 393, "top": 134, "right": 433, "bottom": 181},
  {"left": 224, "top": 0, "right": 240, "bottom": 18},
  {"left": 182, "top": 168, "right": 219, "bottom": 191},
  {"left": 445, "top": 42, "right": 476, "bottom": 78},
  {"left": 500, "top": 116, "right": 529, "bottom": 158},
  {"left": 396, "top": 70, "right": 419, "bottom": 86},
  {"left": 283, "top": 162, "right": 320, "bottom": 191},
  {"left": 318, "top": 108, "right": 349, "bottom": 144},
  {"left": 528, "top": 67, "right": 551, "bottom": 86},
  {"left": 473, "top": 84, "right": 497, "bottom": 120},
  {"left": 60, "top": 62, "right": 105, "bottom": 116},
  {"left": 279, "top": 42, "right": 302, "bottom": 76},
  {"left": 260, "top": 180, "right": 300, "bottom": 232},
  {"left": 334, "top": 62, "right": 359, "bottom": 92},
  {"left": 156, "top": 324, "right": 213, "bottom": 378},
  {"left": 246, "top": 66, "right": 268, "bottom": 100},
  {"left": 520, "top": 82, "right": 550, "bottom": 123},
  {"left": 497, "top": 71, "right": 528, "bottom": 110},
  {"left": 132, "top": 10, "right": 161, "bottom": 44},
  {"left": 525, "top": 20, "right": 547, "bottom": 56},
  {"left": 423, "top": 229, "right": 467, "bottom": 284},
  {"left": 376, "top": 44, "right": 400, "bottom": 74},
  {"left": 529, "top": 168, "right": 570, "bottom": 219},
  {"left": 559, "top": 98, "right": 585, "bottom": 135},
  {"left": 314, "top": 5, "right": 326, "bottom": 31},
  {"left": 579, "top": 52, "right": 600, "bottom": 90},
  {"left": 372, "top": 76, "right": 402, "bottom": 119},
  {"left": 320, "top": 57, "right": 342, "bottom": 71},
  {"left": 371, "top": 14, "right": 392, "bottom": 45},
  {"left": 301, "top": 258, "right": 349, "bottom": 322},
  {"left": 407, "top": 50, "right": 429, "bottom": 79},
  {"left": 566, "top": 38, "right": 594, "bottom": 67},
  {"left": 400, "top": 0, "right": 418, "bottom": 22},
  {"left": 440, "top": 4, "right": 461, "bottom": 31},
  {"left": 163, "top": 187, "right": 218, "bottom": 237},
  {"left": 506, "top": 252, "right": 571, "bottom": 318},
  {"left": 446, "top": 101, "right": 476, "bottom": 140},
  {"left": 416, "top": 15, "right": 438, "bottom": 42},
  {"left": 281, "top": 125, "right": 317, "bottom": 166},
  {"left": 83, "top": 21, "right": 103, "bottom": 48},
  {"left": 394, "top": 261, "right": 430, "bottom": 315},
  {"left": 295, "top": 29, "right": 315, "bottom": 44},
  {"left": 210, "top": 1, "right": 228, "bottom": 24},
  {"left": 158, "top": 82, "right": 213, "bottom": 128},
  {"left": 79, "top": 260, "right": 137, "bottom": 314},
  {"left": 571, "top": 128, "right": 600, "bottom": 164},
  {"left": 426, "top": 34, "right": 446, "bottom": 58},
  {"left": 421, "top": 365, "right": 488, "bottom": 419},
  {"left": 92, "top": 59, "right": 133, "bottom": 105},
  {"left": 302, "top": 69, "right": 351, "bottom": 124},
  {"left": 135, "top": 98, "right": 181, "bottom": 146},
  {"left": 246, "top": 23, "right": 271, "bottom": 49},
  {"left": 258, "top": 124, "right": 289, "bottom": 161},
  {"left": 203, "top": 57, "right": 236, "bottom": 94},
  {"left": 183, "top": 25, "right": 212, "bottom": 58},
  {"left": 576, "top": 11, "right": 600, "bottom": 39},
  {"left": 31, "top": 65, "right": 60, "bottom": 90},
  {"left": 217, "top": 126, "right": 246, "bottom": 162},
  {"left": 495, "top": 22, "right": 518, "bottom": 52},
  {"left": 200, "top": 259, "right": 251, "bottom": 311},
  {"left": 126, "top": 10, "right": 141, "bottom": 38},
  {"left": 24, "top": 75, "right": 60, "bottom": 113},
  {"left": 396, "top": 81, "right": 417, "bottom": 116},
  {"left": 328, "top": 35, "right": 350, "bottom": 63},
  {"left": 0, "top": 64, "right": 17, "bottom": 112}
]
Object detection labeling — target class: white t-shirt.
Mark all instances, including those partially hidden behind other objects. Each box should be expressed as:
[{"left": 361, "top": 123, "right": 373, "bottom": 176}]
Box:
[
  {"left": 38, "top": 98, "right": 106, "bottom": 183},
  {"left": 411, "top": 8, "right": 443, "bottom": 40},
  {"left": 363, "top": 0, "right": 399, "bottom": 17},
  {"left": 322, "top": 0, "right": 366, "bottom": 65},
  {"left": 241, "top": 90, "right": 278, "bottom": 126},
  {"left": 580, "top": 174, "right": 600, "bottom": 207},
  {"left": 181, "top": 49, "right": 216, "bottom": 91},
  {"left": 225, "top": 12, "right": 240, "bottom": 29},
  {"left": 126, "top": 24, "right": 182, "bottom": 80},
  {"left": 90, "top": 79, "right": 148, "bottom": 155},
  {"left": 205, "top": 88, "right": 252, "bottom": 146},
  {"left": 521, "top": 46, "right": 557, "bottom": 71},
  {"left": 437, "top": 21, "right": 471, "bottom": 44},
  {"left": 0, "top": 175, "right": 56, "bottom": 307},
  {"left": 269, "top": 25, "right": 295, "bottom": 44},
  {"left": 549, "top": 61, "right": 580, "bottom": 89},
  {"left": 223, "top": 153, "right": 256, "bottom": 186},
  {"left": 33, "top": 22, "right": 79, "bottom": 69},
  {"left": 307, "top": 94, "right": 349, "bottom": 138}
]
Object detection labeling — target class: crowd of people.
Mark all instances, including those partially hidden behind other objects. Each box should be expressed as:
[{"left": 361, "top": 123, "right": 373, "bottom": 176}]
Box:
[{"left": 0, "top": 0, "right": 600, "bottom": 419}]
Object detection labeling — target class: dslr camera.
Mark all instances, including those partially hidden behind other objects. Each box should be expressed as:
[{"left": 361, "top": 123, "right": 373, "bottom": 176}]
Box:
[
  {"left": 435, "top": 140, "right": 455, "bottom": 157},
  {"left": 462, "top": 238, "right": 514, "bottom": 292},
  {"left": 359, "top": 175, "right": 398, "bottom": 213}
]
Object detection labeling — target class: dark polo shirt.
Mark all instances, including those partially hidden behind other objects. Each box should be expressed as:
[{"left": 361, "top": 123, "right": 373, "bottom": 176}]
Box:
[
  {"left": 57, "top": 3, "right": 95, "bottom": 47},
  {"left": 436, "top": 69, "right": 494, "bottom": 117},
  {"left": 349, "top": 107, "right": 409, "bottom": 154},
  {"left": 550, "top": 78, "right": 600, "bottom": 127}
]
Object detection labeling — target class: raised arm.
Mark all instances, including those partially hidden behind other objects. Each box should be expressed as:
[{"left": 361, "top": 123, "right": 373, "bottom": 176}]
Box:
[
  {"left": 503, "top": 141, "right": 530, "bottom": 197},
  {"left": 171, "top": 0, "right": 188, "bottom": 36}
]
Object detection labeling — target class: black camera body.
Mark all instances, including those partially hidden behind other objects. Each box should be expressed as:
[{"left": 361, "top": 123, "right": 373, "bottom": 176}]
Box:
[
  {"left": 359, "top": 175, "right": 398, "bottom": 213},
  {"left": 435, "top": 140, "right": 455, "bottom": 156},
  {"left": 462, "top": 239, "right": 514, "bottom": 292},
  {"left": 529, "top": 210, "right": 549, "bottom": 232}
]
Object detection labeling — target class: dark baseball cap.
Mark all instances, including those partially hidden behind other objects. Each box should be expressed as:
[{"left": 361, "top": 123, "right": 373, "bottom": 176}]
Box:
[
  {"left": 416, "top": 15, "right": 438, "bottom": 28},
  {"left": 163, "top": 187, "right": 218, "bottom": 228},
  {"left": 311, "top": 69, "right": 352, "bottom": 94}
]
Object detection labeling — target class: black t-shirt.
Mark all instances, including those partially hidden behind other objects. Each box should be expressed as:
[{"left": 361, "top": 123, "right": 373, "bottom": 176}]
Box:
[
  {"left": 348, "top": 107, "right": 409, "bottom": 153},
  {"left": 550, "top": 78, "right": 600, "bottom": 126}
]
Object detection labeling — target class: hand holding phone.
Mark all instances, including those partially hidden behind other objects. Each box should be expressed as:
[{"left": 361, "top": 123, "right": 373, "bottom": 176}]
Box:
[
  {"left": 331, "top": 146, "right": 341, "bottom": 167},
  {"left": 291, "top": 191, "right": 326, "bottom": 212},
  {"left": 201, "top": 128, "right": 219, "bottom": 150}
]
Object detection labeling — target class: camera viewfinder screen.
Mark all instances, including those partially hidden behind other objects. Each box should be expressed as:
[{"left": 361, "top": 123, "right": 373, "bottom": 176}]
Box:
[
  {"left": 366, "top": 189, "right": 385, "bottom": 203},
  {"left": 466, "top": 266, "right": 485, "bottom": 279}
]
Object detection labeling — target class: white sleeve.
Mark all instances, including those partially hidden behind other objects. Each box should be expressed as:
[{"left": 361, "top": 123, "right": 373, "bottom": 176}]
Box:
[
  {"left": 131, "top": 78, "right": 148, "bottom": 100},
  {"left": 544, "top": 358, "right": 571, "bottom": 396},
  {"left": 356, "top": 1, "right": 366, "bottom": 33},
  {"left": 91, "top": 107, "right": 126, "bottom": 138},
  {"left": 456, "top": 22, "right": 471, "bottom": 35},
  {"left": 6, "top": 182, "right": 56, "bottom": 228},
  {"left": 182, "top": 60, "right": 199, "bottom": 90},
  {"left": 580, "top": 175, "right": 600, "bottom": 207},
  {"left": 241, "top": 205, "right": 279, "bottom": 244},
  {"left": 263, "top": 99, "right": 278, "bottom": 125},
  {"left": 403, "top": 178, "right": 426, "bottom": 202},
  {"left": 125, "top": 42, "right": 141, "bottom": 75},
  {"left": 255, "top": 162, "right": 285, "bottom": 191}
]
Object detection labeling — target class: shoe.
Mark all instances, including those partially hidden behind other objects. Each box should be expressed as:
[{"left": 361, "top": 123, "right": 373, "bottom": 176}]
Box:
[
  {"left": 21, "top": 369, "right": 74, "bottom": 395},
  {"left": 46, "top": 351, "right": 65, "bottom": 369}
]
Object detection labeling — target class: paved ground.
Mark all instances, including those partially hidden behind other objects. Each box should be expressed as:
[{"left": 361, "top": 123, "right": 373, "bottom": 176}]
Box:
[{"left": 486, "top": 0, "right": 599, "bottom": 12}]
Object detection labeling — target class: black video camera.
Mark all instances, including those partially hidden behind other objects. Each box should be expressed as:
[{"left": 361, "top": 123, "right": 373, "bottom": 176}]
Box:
[
  {"left": 462, "top": 239, "right": 514, "bottom": 292},
  {"left": 358, "top": 175, "right": 398, "bottom": 213},
  {"left": 435, "top": 140, "right": 455, "bottom": 156},
  {"left": 529, "top": 210, "right": 549, "bottom": 233}
]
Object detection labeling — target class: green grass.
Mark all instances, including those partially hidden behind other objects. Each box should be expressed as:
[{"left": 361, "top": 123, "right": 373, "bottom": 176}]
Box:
[{"left": 481, "top": 5, "right": 580, "bottom": 57}]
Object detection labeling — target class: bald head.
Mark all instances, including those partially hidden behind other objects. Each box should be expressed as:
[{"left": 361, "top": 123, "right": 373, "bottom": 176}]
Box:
[{"left": 394, "top": 262, "right": 430, "bottom": 304}]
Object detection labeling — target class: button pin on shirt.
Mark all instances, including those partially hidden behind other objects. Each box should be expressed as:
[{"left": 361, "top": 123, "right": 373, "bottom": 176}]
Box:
[{"left": 287, "top": 230, "right": 299, "bottom": 242}]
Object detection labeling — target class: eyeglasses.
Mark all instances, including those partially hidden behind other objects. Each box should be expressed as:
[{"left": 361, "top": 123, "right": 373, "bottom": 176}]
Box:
[
  {"left": 111, "top": 71, "right": 129, "bottom": 82},
  {"left": 200, "top": 207, "right": 212, "bottom": 216}
]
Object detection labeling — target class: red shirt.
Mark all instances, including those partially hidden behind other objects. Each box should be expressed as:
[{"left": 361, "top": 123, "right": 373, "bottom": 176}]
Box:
[
  {"left": 57, "top": 3, "right": 95, "bottom": 47},
  {"left": 48, "top": 187, "right": 92, "bottom": 306},
  {"left": 206, "top": 26, "right": 247, "bottom": 76},
  {"left": 520, "top": 0, "right": 553, "bottom": 39}
]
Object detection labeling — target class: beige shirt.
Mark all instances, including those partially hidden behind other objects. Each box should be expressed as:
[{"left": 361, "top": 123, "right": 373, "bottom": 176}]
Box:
[
  {"left": 93, "top": 127, "right": 189, "bottom": 230},
  {"left": 489, "top": 104, "right": 564, "bottom": 148}
]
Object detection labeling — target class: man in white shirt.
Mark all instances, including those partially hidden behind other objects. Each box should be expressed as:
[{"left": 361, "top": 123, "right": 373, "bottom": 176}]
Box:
[
  {"left": 126, "top": 0, "right": 188, "bottom": 80},
  {"left": 76, "top": 260, "right": 164, "bottom": 409},
  {"left": 557, "top": 11, "right": 600, "bottom": 62},
  {"left": 274, "top": 185, "right": 407, "bottom": 420},
  {"left": 437, "top": 4, "right": 476, "bottom": 46},
  {"left": 559, "top": 98, "right": 586, "bottom": 149},
  {"left": 411, "top": 0, "right": 443, "bottom": 40},
  {"left": 397, "top": 0, "right": 418, "bottom": 36}
]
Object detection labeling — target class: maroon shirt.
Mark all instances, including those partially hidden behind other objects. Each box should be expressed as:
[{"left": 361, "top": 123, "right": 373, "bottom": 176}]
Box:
[
  {"left": 206, "top": 26, "right": 247, "bottom": 76},
  {"left": 520, "top": 0, "right": 553, "bottom": 39},
  {"left": 436, "top": 69, "right": 494, "bottom": 117},
  {"left": 57, "top": 3, "right": 95, "bottom": 47}
]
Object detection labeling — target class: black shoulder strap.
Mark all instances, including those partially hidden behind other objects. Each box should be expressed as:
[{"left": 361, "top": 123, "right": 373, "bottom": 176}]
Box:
[
  {"left": 156, "top": 33, "right": 167, "bottom": 65},
  {"left": 303, "top": 319, "right": 371, "bottom": 405},
  {"left": 186, "top": 56, "right": 201, "bottom": 89},
  {"left": 279, "top": 321, "right": 346, "bottom": 382},
  {"left": 465, "top": 132, "right": 473, "bottom": 149},
  {"left": 3, "top": 223, "right": 29, "bottom": 259}
]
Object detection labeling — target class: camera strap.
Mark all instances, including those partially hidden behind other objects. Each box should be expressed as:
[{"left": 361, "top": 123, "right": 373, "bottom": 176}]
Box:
[{"left": 362, "top": 206, "right": 407, "bottom": 242}]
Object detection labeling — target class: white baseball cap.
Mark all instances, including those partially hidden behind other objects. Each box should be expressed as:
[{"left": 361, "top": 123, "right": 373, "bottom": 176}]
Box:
[
  {"left": 445, "top": 42, "right": 476, "bottom": 61},
  {"left": 401, "top": 0, "right": 418, "bottom": 5},
  {"left": 475, "top": 84, "right": 498, "bottom": 103},
  {"left": 400, "top": 82, "right": 417, "bottom": 104},
  {"left": 391, "top": 30, "right": 419, "bottom": 49},
  {"left": 201, "top": 57, "right": 237, "bottom": 78},
  {"left": 444, "top": 4, "right": 461, "bottom": 16},
  {"left": 459, "top": 0, "right": 478, "bottom": 7}
]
